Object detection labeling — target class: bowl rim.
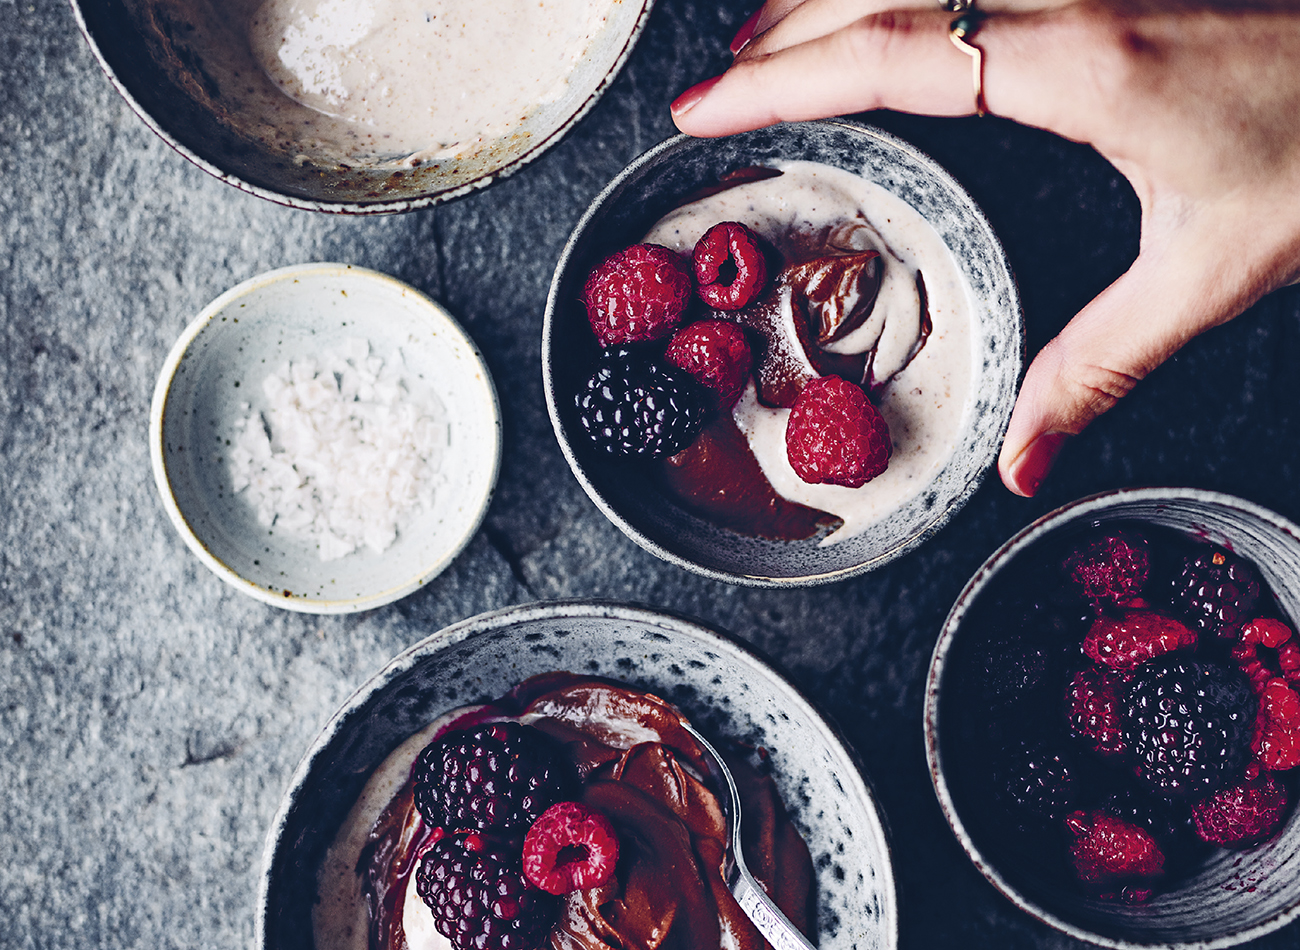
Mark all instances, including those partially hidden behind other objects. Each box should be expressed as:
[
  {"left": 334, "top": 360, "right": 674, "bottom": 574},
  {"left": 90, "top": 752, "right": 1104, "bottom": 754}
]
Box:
[
  {"left": 148, "top": 261, "right": 502, "bottom": 614},
  {"left": 542, "top": 119, "right": 1023, "bottom": 587},
  {"left": 254, "top": 598, "right": 901, "bottom": 950},
  {"left": 68, "top": 0, "right": 656, "bottom": 214},
  {"left": 924, "top": 486, "right": 1300, "bottom": 949}
]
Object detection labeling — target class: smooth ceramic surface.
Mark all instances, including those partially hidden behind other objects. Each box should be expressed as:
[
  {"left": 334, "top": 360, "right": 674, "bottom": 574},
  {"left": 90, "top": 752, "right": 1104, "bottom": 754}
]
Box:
[
  {"left": 256, "top": 601, "right": 899, "bottom": 950},
  {"left": 149, "top": 263, "right": 501, "bottom": 613},
  {"left": 543, "top": 120, "right": 1023, "bottom": 587},
  {"left": 70, "top": 0, "right": 654, "bottom": 212},
  {"left": 926, "top": 487, "right": 1300, "bottom": 949}
]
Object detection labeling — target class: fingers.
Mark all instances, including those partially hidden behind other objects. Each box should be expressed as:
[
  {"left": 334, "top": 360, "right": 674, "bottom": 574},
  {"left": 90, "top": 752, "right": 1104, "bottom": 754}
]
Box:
[
  {"left": 996, "top": 206, "right": 1264, "bottom": 497},
  {"left": 736, "top": 0, "right": 941, "bottom": 56},
  {"left": 736, "top": 0, "right": 1068, "bottom": 57},
  {"left": 676, "top": 5, "right": 1139, "bottom": 146},
  {"left": 673, "top": 11, "right": 980, "bottom": 137}
]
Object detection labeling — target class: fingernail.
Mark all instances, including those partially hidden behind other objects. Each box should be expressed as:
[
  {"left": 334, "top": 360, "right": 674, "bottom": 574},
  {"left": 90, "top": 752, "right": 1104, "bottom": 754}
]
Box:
[
  {"left": 1008, "top": 432, "right": 1069, "bottom": 497},
  {"left": 671, "top": 76, "right": 721, "bottom": 118},
  {"left": 729, "top": 8, "right": 763, "bottom": 54}
]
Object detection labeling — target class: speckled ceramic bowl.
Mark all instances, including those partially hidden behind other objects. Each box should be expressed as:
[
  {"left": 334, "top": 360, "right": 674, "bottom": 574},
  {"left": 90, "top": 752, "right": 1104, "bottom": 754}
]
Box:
[
  {"left": 256, "top": 601, "right": 898, "bottom": 950},
  {"left": 72, "top": 0, "right": 652, "bottom": 212},
  {"left": 150, "top": 263, "right": 500, "bottom": 613},
  {"left": 927, "top": 487, "right": 1300, "bottom": 948},
  {"left": 543, "top": 121, "right": 1023, "bottom": 586}
]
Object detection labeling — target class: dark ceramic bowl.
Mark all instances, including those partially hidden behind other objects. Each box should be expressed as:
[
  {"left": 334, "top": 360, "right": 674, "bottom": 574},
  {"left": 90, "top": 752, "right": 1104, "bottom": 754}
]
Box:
[
  {"left": 256, "top": 601, "right": 898, "bottom": 950},
  {"left": 926, "top": 487, "right": 1300, "bottom": 948},
  {"left": 543, "top": 121, "right": 1022, "bottom": 586},
  {"left": 70, "top": 0, "right": 652, "bottom": 212}
]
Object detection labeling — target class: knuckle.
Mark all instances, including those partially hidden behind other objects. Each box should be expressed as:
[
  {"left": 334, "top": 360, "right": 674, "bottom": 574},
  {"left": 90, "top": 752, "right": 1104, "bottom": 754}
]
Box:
[
  {"left": 841, "top": 11, "right": 925, "bottom": 63},
  {"left": 1041, "top": 337, "right": 1144, "bottom": 426},
  {"left": 1019, "top": 5, "right": 1158, "bottom": 116}
]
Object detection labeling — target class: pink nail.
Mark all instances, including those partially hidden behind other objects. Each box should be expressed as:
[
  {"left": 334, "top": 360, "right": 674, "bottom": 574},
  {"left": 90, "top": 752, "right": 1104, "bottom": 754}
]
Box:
[
  {"left": 1010, "top": 432, "right": 1069, "bottom": 497},
  {"left": 729, "top": 8, "right": 763, "bottom": 54},
  {"left": 671, "top": 76, "right": 721, "bottom": 118}
]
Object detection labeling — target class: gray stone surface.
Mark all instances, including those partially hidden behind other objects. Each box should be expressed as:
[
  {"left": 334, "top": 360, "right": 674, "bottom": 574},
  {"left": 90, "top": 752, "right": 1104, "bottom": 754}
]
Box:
[{"left": 2, "top": 2, "right": 1300, "bottom": 950}]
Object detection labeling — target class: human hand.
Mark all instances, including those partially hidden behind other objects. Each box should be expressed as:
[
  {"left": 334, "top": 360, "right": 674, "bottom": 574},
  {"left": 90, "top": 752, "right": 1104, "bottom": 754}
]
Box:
[{"left": 671, "top": 1, "right": 1300, "bottom": 496}]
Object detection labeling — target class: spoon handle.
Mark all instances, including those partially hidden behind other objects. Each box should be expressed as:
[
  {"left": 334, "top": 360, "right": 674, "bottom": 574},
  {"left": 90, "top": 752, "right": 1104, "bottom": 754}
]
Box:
[
  {"left": 731, "top": 872, "right": 818, "bottom": 950},
  {"left": 681, "top": 722, "right": 817, "bottom": 950}
]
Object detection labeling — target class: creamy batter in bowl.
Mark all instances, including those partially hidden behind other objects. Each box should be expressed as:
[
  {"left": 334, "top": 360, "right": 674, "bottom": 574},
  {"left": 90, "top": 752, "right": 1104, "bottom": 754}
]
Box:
[
  {"left": 543, "top": 121, "right": 1023, "bottom": 585},
  {"left": 73, "top": 0, "right": 652, "bottom": 210},
  {"left": 256, "top": 602, "right": 898, "bottom": 950}
]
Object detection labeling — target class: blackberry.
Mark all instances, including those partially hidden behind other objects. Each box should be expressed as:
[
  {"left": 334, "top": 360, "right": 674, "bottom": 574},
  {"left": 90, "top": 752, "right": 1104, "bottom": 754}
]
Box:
[
  {"left": 971, "top": 594, "right": 1080, "bottom": 710},
  {"left": 575, "top": 347, "right": 708, "bottom": 458},
  {"left": 413, "top": 722, "right": 577, "bottom": 834},
  {"left": 975, "top": 635, "right": 1053, "bottom": 709},
  {"left": 993, "top": 738, "right": 1080, "bottom": 822},
  {"left": 1121, "top": 657, "right": 1257, "bottom": 798},
  {"left": 1169, "top": 548, "right": 1261, "bottom": 639},
  {"left": 416, "top": 833, "right": 558, "bottom": 950}
]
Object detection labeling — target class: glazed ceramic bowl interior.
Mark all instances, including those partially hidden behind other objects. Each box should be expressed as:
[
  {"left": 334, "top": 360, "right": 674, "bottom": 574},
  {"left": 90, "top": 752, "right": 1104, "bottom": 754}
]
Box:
[
  {"left": 543, "top": 120, "right": 1023, "bottom": 586},
  {"left": 926, "top": 487, "right": 1300, "bottom": 948},
  {"left": 71, "top": 0, "right": 653, "bottom": 211},
  {"left": 257, "top": 601, "right": 898, "bottom": 950},
  {"left": 150, "top": 263, "right": 501, "bottom": 613}
]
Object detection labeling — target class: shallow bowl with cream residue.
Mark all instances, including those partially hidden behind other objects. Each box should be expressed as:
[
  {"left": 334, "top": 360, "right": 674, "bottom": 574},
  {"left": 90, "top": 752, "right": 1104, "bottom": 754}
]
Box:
[
  {"left": 543, "top": 121, "right": 1023, "bottom": 586},
  {"left": 927, "top": 487, "right": 1300, "bottom": 948},
  {"left": 256, "top": 601, "right": 899, "bottom": 950},
  {"left": 71, "top": 0, "right": 654, "bottom": 212},
  {"left": 149, "top": 263, "right": 500, "bottom": 612}
]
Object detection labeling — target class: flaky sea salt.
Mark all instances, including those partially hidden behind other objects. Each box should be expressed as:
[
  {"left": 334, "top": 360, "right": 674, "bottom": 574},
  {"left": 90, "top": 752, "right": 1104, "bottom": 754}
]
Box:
[{"left": 226, "top": 338, "right": 447, "bottom": 562}]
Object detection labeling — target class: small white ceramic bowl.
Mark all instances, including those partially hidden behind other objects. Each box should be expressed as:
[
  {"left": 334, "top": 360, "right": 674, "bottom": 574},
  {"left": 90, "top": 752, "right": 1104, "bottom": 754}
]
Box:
[
  {"left": 543, "top": 121, "right": 1023, "bottom": 586},
  {"left": 926, "top": 487, "right": 1300, "bottom": 948},
  {"left": 150, "top": 263, "right": 500, "bottom": 613},
  {"left": 256, "top": 601, "right": 898, "bottom": 950}
]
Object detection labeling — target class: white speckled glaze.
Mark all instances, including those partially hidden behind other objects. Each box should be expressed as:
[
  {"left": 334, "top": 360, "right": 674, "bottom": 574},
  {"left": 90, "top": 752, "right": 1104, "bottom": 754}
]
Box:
[
  {"left": 927, "top": 487, "right": 1300, "bottom": 949},
  {"left": 543, "top": 121, "right": 1023, "bottom": 586},
  {"left": 149, "top": 263, "right": 500, "bottom": 613},
  {"left": 256, "top": 602, "right": 899, "bottom": 950},
  {"left": 72, "top": 0, "right": 654, "bottom": 212}
]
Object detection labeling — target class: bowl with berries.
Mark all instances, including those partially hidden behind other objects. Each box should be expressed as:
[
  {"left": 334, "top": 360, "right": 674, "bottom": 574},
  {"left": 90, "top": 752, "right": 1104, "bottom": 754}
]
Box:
[
  {"left": 257, "top": 601, "right": 898, "bottom": 950},
  {"left": 926, "top": 487, "right": 1300, "bottom": 947},
  {"left": 543, "top": 120, "right": 1022, "bottom": 585}
]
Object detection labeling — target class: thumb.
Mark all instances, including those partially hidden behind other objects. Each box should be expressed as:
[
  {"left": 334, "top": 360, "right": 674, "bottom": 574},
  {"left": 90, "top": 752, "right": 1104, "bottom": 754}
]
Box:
[{"left": 998, "top": 217, "right": 1254, "bottom": 497}]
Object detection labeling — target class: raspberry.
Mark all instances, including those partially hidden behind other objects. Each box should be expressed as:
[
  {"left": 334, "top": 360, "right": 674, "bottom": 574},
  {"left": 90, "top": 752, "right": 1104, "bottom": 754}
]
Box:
[
  {"left": 583, "top": 244, "right": 692, "bottom": 347},
  {"left": 784, "top": 375, "right": 891, "bottom": 487},
  {"left": 1062, "top": 529, "right": 1150, "bottom": 610},
  {"left": 1121, "top": 657, "right": 1257, "bottom": 798},
  {"left": 1082, "top": 609, "right": 1197, "bottom": 671},
  {"left": 413, "top": 722, "right": 577, "bottom": 834},
  {"left": 692, "top": 221, "right": 769, "bottom": 311},
  {"left": 1170, "top": 548, "right": 1261, "bottom": 639},
  {"left": 664, "top": 319, "right": 753, "bottom": 410},
  {"left": 1252, "top": 677, "right": 1300, "bottom": 771},
  {"left": 574, "top": 347, "right": 708, "bottom": 459},
  {"left": 1100, "top": 787, "right": 1202, "bottom": 870},
  {"left": 521, "top": 801, "right": 619, "bottom": 895},
  {"left": 1232, "top": 618, "right": 1300, "bottom": 695},
  {"left": 993, "top": 739, "right": 1080, "bottom": 822},
  {"left": 416, "top": 833, "right": 559, "bottom": 950},
  {"left": 1066, "top": 666, "right": 1127, "bottom": 759},
  {"left": 1065, "top": 810, "right": 1165, "bottom": 889},
  {"left": 1190, "top": 773, "right": 1289, "bottom": 847}
]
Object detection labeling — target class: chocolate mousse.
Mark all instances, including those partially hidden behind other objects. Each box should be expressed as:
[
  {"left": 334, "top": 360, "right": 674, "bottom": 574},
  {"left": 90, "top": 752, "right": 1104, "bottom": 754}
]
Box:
[{"left": 315, "top": 673, "right": 813, "bottom": 950}]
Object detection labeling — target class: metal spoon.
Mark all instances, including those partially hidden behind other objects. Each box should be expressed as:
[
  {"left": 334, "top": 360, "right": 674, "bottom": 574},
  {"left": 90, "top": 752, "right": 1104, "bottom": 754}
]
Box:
[{"left": 681, "top": 721, "right": 817, "bottom": 950}]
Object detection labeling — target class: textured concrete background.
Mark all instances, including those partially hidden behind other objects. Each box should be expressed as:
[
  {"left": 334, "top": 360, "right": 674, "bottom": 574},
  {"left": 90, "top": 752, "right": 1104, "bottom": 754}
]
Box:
[{"left": 3, "top": 0, "right": 1300, "bottom": 948}]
